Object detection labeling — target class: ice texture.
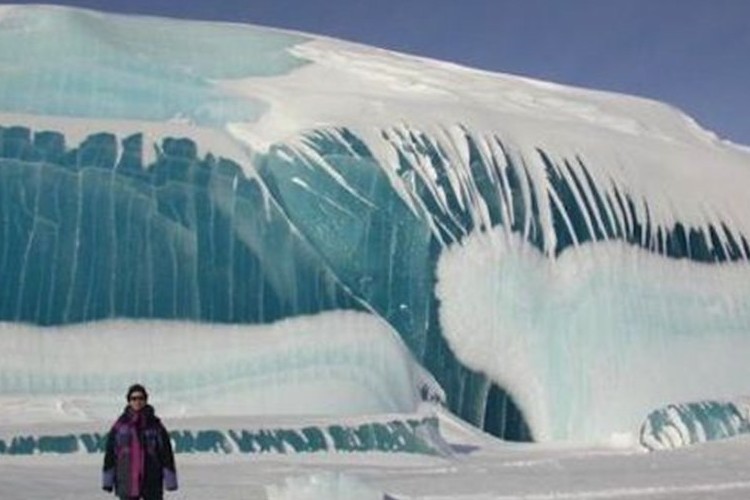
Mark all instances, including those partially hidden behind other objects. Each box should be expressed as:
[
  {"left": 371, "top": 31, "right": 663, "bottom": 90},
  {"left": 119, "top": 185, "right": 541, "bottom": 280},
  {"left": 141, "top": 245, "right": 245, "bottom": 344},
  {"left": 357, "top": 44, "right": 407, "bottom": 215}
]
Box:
[
  {"left": 0, "top": 414, "right": 445, "bottom": 456},
  {"left": 0, "top": 127, "right": 358, "bottom": 324},
  {"left": 438, "top": 230, "right": 750, "bottom": 442},
  {"left": 640, "top": 400, "right": 750, "bottom": 450},
  {"left": 1, "top": 5, "right": 750, "bottom": 445},
  {"left": 0, "top": 6, "right": 308, "bottom": 125}
]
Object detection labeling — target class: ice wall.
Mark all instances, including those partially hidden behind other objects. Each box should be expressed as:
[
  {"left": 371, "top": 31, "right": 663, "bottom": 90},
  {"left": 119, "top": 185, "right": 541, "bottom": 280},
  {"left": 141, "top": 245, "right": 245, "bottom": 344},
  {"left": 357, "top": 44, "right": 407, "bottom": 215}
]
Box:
[
  {"left": 1, "top": 5, "right": 750, "bottom": 444},
  {"left": 256, "top": 124, "right": 750, "bottom": 442},
  {"left": 0, "top": 127, "right": 362, "bottom": 324}
]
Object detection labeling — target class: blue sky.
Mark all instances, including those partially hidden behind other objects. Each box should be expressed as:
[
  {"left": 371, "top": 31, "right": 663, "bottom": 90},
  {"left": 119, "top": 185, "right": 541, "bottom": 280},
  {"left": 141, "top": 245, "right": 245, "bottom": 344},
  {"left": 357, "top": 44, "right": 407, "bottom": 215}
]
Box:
[{"left": 8, "top": 0, "right": 750, "bottom": 145}]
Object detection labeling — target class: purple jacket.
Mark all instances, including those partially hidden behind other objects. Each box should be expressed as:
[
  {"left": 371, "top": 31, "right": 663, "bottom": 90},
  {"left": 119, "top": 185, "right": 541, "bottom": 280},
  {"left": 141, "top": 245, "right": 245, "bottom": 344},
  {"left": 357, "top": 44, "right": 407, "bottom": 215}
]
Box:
[{"left": 102, "top": 405, "right": 178, "bottom": 497}]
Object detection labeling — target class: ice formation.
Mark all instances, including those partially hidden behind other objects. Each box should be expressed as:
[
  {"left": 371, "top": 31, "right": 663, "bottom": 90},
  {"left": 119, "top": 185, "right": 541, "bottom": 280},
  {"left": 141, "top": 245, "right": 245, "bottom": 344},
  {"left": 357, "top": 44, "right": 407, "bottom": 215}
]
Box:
[
  {"left": 0, "top": 4, "right": 749, "bottom": 444},
  {"left": 438, "top": 231, "right": 750, "bottom": 441},
  {"left": 0, "top": 412, "right": 445, "bottom": 456},
  {"left": 640, "top": 399, "right": 750, "bottom": 450}
]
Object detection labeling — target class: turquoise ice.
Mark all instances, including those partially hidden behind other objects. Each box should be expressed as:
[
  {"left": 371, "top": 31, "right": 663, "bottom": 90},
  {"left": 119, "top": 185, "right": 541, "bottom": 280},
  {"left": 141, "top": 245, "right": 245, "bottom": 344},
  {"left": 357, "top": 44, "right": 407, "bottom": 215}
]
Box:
[
  {"left": 0, "top": 6, "right": 308, "bottom": 125},
  {"left": 640, "top": 400, "right": 750, "bottom": 450}
]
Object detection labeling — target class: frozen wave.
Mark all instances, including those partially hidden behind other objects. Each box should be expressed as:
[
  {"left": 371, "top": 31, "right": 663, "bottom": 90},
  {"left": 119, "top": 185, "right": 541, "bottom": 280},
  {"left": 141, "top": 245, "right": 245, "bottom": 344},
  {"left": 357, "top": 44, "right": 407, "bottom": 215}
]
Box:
[{"left": 1, "top": 5, "right": 749, "bottom": 446}]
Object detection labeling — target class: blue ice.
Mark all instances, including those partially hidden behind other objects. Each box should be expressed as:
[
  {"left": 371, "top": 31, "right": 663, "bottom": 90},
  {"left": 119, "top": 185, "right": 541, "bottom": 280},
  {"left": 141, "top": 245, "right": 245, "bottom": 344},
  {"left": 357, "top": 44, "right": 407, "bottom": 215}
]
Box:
[{"left": 0, "top": 6, "right": 309, "bottom": 126}]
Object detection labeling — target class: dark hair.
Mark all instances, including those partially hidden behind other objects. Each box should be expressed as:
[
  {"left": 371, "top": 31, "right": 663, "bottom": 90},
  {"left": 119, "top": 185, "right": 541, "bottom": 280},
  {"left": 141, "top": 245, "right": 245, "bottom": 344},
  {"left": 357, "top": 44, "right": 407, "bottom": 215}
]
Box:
[{"left": 126, "top": 383, "right": 148, "bottom": 401}]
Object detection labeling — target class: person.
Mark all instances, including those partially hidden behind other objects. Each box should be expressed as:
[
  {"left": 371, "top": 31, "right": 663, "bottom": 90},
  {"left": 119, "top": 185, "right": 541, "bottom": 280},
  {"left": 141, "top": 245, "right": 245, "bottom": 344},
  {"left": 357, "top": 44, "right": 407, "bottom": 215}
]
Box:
[{"left": 102, "top": 384, "right": 178, "bottom": 499}]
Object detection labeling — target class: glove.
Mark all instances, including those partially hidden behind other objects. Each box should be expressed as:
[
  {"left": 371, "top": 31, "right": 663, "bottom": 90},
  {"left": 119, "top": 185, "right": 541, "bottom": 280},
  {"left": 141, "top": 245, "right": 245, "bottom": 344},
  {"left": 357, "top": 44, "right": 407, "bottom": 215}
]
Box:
[
  {"left": 102, "top": 468, "right": 115, "bottom": 493},
  {"left": 164, "top": 468, "right": 178, "bottom": 491}
]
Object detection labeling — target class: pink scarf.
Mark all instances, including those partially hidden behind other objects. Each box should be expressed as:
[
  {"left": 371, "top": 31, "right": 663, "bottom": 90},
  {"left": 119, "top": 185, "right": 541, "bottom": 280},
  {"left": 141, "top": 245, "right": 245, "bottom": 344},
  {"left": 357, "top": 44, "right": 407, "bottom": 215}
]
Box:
[{"left": 129, "top": 411, "right": 146, "bottom": 496}]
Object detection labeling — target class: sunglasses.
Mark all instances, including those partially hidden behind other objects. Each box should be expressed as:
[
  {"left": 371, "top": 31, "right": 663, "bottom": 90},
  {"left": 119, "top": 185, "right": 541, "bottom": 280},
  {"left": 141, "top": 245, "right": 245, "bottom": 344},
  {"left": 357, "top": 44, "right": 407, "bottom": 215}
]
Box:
[{"left": 129, "top": 395, "right": 146, "bottom": 402}]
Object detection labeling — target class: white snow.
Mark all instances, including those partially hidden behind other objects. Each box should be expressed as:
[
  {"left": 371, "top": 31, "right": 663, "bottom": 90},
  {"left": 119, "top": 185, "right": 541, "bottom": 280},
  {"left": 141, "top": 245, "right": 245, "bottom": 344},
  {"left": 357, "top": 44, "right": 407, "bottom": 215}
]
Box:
[
  {"left": 0, "top": 311, "right": 437, "bottom": 425},
  {"left": 223, "top": 36, "right": 719, "bottom": 152},
  {"left": 0, "top": 111, "right": 252, "bottom": 173},
  {"left": 266, "top": 471, "right": 384, "bottom": 500},
  {"left": 2, "top": 408, "right": 750, "bottom": 499},
  {"left": 437, "top": 229, "right": 750, "bottom": 443},
  {"left": 219, "top": 34, "right": 750, "bottom": 260}
]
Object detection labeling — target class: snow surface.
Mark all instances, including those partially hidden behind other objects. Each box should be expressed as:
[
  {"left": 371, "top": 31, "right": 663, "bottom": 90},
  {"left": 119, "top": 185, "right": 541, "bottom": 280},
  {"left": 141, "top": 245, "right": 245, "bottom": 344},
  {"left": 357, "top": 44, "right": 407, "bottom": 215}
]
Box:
[{"left": 2, "top": 409, "right": 750, "bottom": 499}]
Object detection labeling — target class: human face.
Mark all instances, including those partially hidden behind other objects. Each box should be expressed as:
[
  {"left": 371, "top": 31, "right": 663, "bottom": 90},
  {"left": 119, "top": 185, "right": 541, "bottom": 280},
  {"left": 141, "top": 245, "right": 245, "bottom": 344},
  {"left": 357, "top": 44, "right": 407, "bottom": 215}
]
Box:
[{"left": 128, "top": 392, "right": 147, "bottom": 411}]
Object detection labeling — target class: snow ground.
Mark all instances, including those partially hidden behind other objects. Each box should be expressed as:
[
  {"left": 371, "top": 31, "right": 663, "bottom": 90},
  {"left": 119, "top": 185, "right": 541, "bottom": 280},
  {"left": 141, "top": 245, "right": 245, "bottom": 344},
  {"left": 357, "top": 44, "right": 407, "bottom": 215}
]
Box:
[
  {"left": 2, "top": 411, "right": 750, "bottom": 499},
  {"left": 1, "top": 6, "right": 750, "bottom": 499}
]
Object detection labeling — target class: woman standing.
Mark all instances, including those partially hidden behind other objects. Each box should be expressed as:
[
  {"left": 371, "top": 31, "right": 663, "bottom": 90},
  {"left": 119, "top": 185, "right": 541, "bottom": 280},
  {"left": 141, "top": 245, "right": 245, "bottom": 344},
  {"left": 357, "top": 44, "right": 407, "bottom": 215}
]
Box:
[{"left": 102, "top": 384, "right": 178, "bottom": 499}]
